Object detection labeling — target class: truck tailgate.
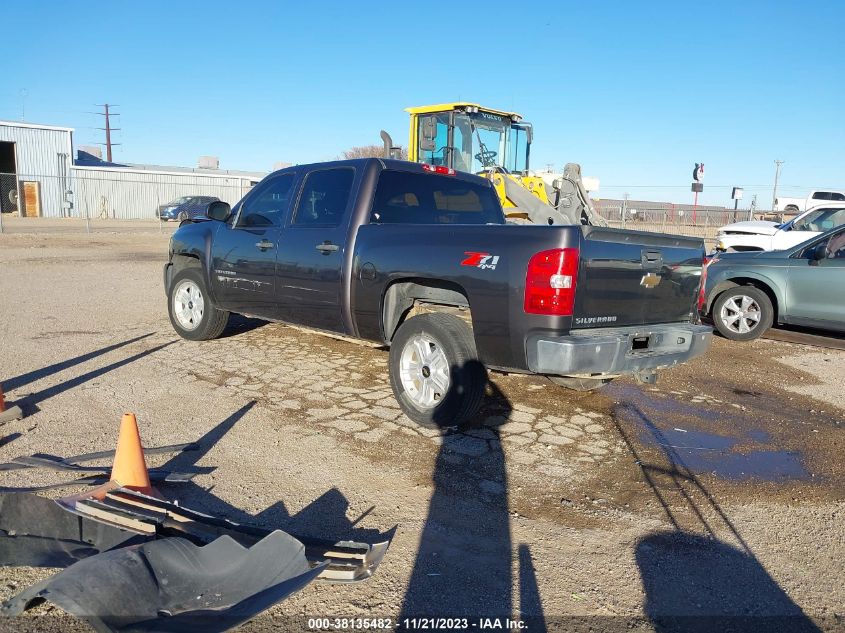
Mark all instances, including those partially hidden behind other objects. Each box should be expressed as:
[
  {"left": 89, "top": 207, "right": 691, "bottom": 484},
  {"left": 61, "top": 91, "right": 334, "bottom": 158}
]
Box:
[{"left": 573, "top": 227, "right": 704, "bottom": 328}]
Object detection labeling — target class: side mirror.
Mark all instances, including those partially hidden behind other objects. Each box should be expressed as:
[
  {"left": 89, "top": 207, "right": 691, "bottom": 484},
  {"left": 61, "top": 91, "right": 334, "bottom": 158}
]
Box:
[
  {"left": 809, "top": 241, "right": 827, "bottom": 265},
  {"left": 207, "top": 200, "right": 231, "bottom": 222},
  {"left": 420, "top": 116, "right": 437, "bottom": 152}
]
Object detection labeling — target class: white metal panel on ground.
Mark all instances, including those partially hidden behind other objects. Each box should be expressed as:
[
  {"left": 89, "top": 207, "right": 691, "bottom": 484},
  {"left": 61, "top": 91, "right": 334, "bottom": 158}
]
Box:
[
  {"left": 69, "top": 166, "right": 264, "bottom": 220},
  {"left": 0, "top": 121, "right": 73, "bottom": 218}
]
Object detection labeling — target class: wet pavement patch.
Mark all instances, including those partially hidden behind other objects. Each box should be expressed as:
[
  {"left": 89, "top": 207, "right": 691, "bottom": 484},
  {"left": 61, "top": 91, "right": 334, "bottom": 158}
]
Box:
[{"left": 609, "top": 384, "right": 810, "bottom": 482}]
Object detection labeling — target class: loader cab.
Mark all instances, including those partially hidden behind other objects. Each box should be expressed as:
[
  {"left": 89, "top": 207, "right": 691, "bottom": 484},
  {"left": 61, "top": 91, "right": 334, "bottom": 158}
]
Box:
[{"left": 407, "top": 103, "right": 532, "bottom": 175}]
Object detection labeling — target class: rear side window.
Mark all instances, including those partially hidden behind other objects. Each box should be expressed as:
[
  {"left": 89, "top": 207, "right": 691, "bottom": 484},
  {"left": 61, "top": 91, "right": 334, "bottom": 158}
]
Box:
[
  {"left": 370, "top": 170, "right": 503, "bottom": 225},
  {"left": 293, "top": 168, "right": 355, "bottom": 226}
]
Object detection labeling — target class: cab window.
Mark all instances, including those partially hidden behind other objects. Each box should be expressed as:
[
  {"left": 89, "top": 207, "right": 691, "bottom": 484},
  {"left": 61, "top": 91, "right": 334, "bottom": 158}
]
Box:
[
  {"left": 293, "top": 168, "right": 355, "bottom": 226},
  {"left": 237, "top": 172, "right": 296, "bottom": 227},
  {"left": 370, "top": 170, "right": 503, "bottom": 225}
]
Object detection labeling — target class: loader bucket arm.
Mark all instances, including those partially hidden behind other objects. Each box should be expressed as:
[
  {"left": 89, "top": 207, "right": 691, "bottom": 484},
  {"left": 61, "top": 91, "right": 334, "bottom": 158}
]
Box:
[{"left": 561, "top": 163, "right": 607, "bottom": 226}]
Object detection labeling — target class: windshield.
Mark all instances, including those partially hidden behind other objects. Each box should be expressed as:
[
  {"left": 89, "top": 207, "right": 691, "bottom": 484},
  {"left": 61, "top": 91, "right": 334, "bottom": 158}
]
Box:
[
  {"left": 791, "top": 207, "right": 845, "bottom": 232},
  {"left": 454, "top": 112, "right": 527, "bottom": 173},
  {"left": 417, "top": 111, "right": 530, "bottom": 175},
  {"left": 169, "top": 196, "right": 192, "bottom": 205}
]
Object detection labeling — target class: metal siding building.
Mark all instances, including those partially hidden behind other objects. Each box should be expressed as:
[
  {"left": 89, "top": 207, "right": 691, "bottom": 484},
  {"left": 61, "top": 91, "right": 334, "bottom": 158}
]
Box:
[
  {"left": 0, "top": 121, "right": 74, "bottom": 218},
  {"left": 69, "top": 165, "right": 264, "bottom": 220}
]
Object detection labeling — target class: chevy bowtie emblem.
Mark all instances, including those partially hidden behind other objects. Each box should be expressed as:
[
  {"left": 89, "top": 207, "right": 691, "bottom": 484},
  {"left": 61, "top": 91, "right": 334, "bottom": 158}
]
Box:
[{"left": 640, "top": 272, "right": 662, "bottom": 288}]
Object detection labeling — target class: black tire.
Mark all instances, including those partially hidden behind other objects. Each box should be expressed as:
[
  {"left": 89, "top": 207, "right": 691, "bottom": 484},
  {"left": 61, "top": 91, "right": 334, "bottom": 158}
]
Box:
[
  {"left": 167, "top": 268, "right": 230, "bottom": 341},
  {"left": 711, "top": 286, "right": 773, "bottom": 341},
  {"left": 178, "top": 211, "right": 189, "bottom": 222},
  {"left": 388, "top": 313, "right": 487, "bottom": 428},
  {"left": 548, "top": 376, "right": 613, "bottom": 391}
]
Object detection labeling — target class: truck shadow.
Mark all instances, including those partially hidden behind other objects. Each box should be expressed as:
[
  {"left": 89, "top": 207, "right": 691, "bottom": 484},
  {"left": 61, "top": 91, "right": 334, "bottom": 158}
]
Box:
[
  {"left": 613, "top": 402, "right": 820, "bottom": 632},
  {"left": 157, "top": 401, "right": 388, "bottom": 545},
  {"left": 218, "top": 314, "right": 269, "bottom": 339},
  {"left": 399, "top": 361, "right": 546, "bottom": 628}
]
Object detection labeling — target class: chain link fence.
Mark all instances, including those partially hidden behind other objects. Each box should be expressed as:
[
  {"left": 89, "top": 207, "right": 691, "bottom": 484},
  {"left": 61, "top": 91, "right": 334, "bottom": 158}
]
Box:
[{"left": 592, "top": 199, "right": 773, "bottom": 244}]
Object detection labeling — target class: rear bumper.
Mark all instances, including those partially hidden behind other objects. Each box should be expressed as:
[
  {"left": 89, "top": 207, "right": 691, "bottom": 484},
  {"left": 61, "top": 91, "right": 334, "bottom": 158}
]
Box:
[{"left": 526, "top": 323, "right": 712, "bottom": 377}]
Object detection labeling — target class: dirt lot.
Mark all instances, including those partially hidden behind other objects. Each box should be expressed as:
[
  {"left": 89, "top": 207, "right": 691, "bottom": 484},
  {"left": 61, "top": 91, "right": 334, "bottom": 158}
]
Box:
[{"left": 0, "top": 219, "right": 843, "bottom": 631}]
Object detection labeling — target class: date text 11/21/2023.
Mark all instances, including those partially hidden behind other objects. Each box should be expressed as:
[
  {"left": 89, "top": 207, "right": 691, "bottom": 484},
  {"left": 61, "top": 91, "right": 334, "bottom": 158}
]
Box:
[{"left": 307, "top": 617, "right": 528, "bottom": 630}]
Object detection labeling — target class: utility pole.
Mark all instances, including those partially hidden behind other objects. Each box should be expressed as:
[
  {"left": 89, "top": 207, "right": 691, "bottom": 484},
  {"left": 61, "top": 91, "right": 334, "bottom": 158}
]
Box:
[
  {"left": 95, "top": 104, "right": 121, "bottom": 162},
  {"left": 772, "top": 160, "right": 784, "bottom": 212}
]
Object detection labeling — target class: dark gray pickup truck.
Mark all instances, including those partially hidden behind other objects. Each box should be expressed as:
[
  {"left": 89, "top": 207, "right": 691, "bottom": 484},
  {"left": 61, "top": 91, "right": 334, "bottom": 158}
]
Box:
[{"left": 164, "top": 158, "right": 711, "bottom": 426}]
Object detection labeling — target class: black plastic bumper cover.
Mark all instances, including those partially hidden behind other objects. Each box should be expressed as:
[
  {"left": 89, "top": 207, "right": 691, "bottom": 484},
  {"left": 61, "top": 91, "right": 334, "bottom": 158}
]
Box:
[{"left": 526, "top": 323, "right": 713, "bottom": 376}]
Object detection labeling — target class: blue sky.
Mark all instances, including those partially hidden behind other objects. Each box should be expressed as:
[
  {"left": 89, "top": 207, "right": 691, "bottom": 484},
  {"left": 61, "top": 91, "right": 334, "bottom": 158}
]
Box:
[{"left": 3, "top": 0, "right": 843, "bottom": 206}]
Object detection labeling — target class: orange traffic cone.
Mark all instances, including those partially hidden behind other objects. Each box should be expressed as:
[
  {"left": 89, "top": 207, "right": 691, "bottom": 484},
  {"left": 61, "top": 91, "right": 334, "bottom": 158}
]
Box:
[{"left": 109, "top": 413, "right": 153, "bottom": 494}]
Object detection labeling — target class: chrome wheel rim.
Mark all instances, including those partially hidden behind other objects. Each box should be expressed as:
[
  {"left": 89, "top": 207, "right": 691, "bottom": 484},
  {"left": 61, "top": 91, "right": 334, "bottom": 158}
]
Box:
[
  {"left": 172, "top": 280, "right": 205, "bottom": 331},
  {"left": 719, "top": 294, "right": 762, "bottom": 335},
  {"left": 399, "top": 334, "right": 450, "bottom": 409}
]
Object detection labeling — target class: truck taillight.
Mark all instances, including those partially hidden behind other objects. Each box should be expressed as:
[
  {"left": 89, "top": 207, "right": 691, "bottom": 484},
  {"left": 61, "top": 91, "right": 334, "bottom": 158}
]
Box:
[
  {"left": 697, "top": 255, "right": 712, "bottom": 312},
  {"left": 524, "top": 248, "right": 579, "bottom": 316},
  {"left": 422, "top": 164, "right": 456, "bottom": 175}
]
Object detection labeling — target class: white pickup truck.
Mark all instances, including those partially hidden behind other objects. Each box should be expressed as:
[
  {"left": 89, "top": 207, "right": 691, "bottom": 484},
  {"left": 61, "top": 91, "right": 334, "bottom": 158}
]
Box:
[
  {"left": 715, "top": 205, "right": 845, "bottom": 252},
  {"left": 775, "top": 190, "right": 845, "bottom": 213}
]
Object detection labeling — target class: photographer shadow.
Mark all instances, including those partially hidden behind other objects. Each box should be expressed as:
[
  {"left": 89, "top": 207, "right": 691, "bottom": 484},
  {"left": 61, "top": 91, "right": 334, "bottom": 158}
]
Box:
[{"left": 399, "top": 361, "right": 546, "bottom": 628}]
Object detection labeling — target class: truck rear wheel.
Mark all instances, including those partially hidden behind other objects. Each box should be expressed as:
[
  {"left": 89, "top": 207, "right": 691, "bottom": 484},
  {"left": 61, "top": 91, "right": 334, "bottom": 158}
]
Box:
[
  {"left": 168, "top": 268, "right": 230, "bottom": 341},
  {"left": 388, "top": 313, "right": 486, "bottom": 428}
]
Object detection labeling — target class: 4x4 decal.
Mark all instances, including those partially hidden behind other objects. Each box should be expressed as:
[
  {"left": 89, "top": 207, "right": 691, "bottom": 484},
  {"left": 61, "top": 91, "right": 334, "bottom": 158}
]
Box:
[{"left": 461, "top": 252, "right": 500, "bottom": 270}]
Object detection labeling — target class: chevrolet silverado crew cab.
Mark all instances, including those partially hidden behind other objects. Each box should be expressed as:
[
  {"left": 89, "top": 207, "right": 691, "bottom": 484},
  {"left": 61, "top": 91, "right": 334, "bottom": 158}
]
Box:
[{"left": 164, "top": 159, "right": 712, "bottom": 427}]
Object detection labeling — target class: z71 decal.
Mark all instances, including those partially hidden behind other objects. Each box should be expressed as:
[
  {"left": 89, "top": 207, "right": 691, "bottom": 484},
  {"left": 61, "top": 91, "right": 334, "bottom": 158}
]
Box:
[{"left": 461, "top": 252, "right": 500, "bottom": 270}]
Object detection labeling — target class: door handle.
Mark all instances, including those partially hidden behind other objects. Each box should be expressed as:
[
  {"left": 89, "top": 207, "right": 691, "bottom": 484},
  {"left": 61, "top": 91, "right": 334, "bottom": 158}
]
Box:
[
  {"left": 255, "top": 240, "right": 274, "bottom": 250},
  {"left": 316, "top": 242, "right": 339, "bottom": 254}
]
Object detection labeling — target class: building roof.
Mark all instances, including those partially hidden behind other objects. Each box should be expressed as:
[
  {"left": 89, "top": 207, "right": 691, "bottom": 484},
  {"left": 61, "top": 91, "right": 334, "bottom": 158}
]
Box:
[
  {"left": 73, "top": 154, "right": 265, "bottom": 180},
  {"left": 0, "top": 119, "right": 74, "bottom": 133}
]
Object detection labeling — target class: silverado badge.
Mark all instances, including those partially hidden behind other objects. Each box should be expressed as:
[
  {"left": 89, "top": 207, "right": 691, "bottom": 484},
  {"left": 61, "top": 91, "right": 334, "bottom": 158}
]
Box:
[{"left": 640, "top": 272, "right": 662, "bottom": 288}]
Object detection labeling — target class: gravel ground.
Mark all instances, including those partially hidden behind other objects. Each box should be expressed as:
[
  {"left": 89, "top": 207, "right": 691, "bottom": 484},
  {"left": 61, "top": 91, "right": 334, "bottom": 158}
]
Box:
[{"left": 0, "top": 223, "right": 843, "bottom": 632}]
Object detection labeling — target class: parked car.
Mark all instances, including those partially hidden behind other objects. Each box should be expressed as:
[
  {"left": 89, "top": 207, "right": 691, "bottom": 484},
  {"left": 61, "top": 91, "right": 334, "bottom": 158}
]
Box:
[
  {"left": 157, "top": 196, "right": 221, "bottom": 221},
  {"left": 714, "top": 205, "right": 845, "bottom": 253},
  {"left": 701, "top": 225, "right": 845, "bottom": 341},
  {"left": 163, "top": 159, "right": 711, "bottom": 426},
  {"left": 775, "top": 190, "right": 845, "bottom": 214}
]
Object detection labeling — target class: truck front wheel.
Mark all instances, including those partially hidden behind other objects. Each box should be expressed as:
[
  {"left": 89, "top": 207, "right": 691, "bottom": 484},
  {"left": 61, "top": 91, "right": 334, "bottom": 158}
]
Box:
[
  {"left": 388, "top": 313, "right": 486, "bottom": 428},
  {"left": 167, "top": 268, "right": 230, "bottom": 341}
]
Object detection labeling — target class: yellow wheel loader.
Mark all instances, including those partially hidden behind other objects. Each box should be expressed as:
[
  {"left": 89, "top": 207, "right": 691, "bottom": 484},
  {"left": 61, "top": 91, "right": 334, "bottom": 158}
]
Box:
[{"left": 381, "top": 102, "right": 606, "bottom": 226}]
